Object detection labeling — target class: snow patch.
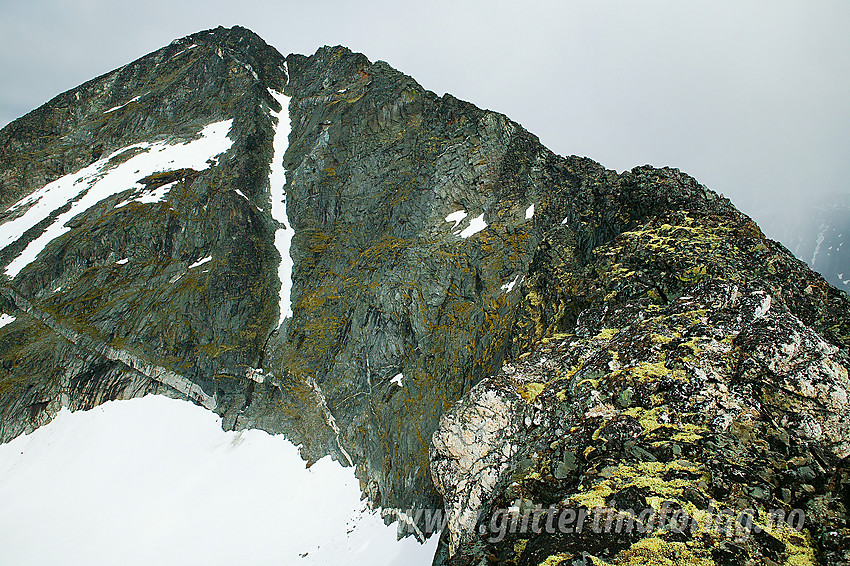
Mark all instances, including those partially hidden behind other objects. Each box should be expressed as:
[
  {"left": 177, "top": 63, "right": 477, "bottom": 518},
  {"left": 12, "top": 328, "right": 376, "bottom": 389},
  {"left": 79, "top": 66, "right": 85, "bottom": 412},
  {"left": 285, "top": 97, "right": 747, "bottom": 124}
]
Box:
[
  {"left": 458, "top": 214, "right": 487, "bottom": 239},
  {"left": 0, "top": 396, "right": 439, "bottom": 566},
  {"left": 501, "top": 274, "right": 523, "bottom": 293},
  {"left": 189, "top": 256, "right": 212, "bottom": 269},
  {"left": 0, "top": 314, "right": 15, "bottom": 329},
  {"left": 268, "top": 90, "right": 294, "bottom": 324},
  {"left": 445, "top": 210, "right": 487, "bottom": 238},
  {"left": 1, "top": 120, "right": 233, "bottom": 278},
  {"left": 445, "top": 210, "right": 468, "bottom": 229},
  {"left": 390, "top": 373, "right": 404, "bottom": 387},
  {"left": 115, "top": 258, "right": 129, "bottom": 265},
  {"left": 525, "top": 204, "right": 535, "bottom": 219}
]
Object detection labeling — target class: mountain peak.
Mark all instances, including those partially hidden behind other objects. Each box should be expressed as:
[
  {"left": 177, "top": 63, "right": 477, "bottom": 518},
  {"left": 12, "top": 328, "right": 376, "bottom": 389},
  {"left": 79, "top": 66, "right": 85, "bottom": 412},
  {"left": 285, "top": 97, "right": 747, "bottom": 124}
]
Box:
[{"left": 1, "top": 30, "right": 848, "bottom": 565}]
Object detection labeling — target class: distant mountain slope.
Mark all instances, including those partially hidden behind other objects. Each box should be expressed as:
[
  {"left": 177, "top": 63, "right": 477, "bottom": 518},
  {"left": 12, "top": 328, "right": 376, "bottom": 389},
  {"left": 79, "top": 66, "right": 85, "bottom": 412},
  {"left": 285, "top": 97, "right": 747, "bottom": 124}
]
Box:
[{"left": 759, "top": 195, "right": 850, "bottom": 293}]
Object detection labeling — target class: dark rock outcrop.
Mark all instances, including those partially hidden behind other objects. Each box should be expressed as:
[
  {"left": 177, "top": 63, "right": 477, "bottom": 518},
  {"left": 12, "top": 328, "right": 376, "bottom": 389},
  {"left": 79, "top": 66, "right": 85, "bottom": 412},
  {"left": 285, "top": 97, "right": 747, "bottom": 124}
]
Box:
[{"left": 1, "top": 26, "right": 848, "bottom": 565}]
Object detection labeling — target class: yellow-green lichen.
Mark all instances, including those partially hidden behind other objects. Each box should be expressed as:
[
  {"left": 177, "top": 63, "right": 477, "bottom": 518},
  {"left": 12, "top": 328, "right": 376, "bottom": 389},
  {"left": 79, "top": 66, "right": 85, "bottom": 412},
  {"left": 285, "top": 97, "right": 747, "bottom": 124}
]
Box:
[
  {"left": 614, "top": 537, "right": 713, "bottom": 566},
  {"left": 519, "top": 382, "right": 546, "bottom": 403},
  {"left": 628, "top": 360, "right": 672, "bottom": 384},
  {"left": 538, "top": 552, "right": 572, "bottom": 566},
  {"left": 623, "top": 406, "right": 667, "bottom": 434},
  {"left": 568, "top": 460, "right": 707, "bottom": 512},
  {"left": 763, "top": 522, "right": 817, "bottom": 566},
  {"left": 670, "top": 424, "right": 706, "bottom": 443},
  {"left": 513, "top": 539, "right": 528, "bottom": 557},
  {"left": 595, "top": 328, "right": 619, "bottom": 340},
  {"left": 516, "top": 361, "right": 584, "bottom": 403}
]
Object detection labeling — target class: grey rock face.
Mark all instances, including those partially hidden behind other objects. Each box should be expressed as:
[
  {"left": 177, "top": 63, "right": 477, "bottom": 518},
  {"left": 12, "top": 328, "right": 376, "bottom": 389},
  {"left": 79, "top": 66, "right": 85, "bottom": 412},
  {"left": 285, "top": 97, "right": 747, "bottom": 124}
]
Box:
[{"left": 266, "top": 48, "right": 779, "bottom": 513}]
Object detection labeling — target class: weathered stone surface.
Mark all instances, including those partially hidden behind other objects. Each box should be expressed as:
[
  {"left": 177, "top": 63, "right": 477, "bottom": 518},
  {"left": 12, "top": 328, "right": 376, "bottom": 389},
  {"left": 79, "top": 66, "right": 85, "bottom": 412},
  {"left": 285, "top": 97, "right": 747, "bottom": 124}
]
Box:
[
  {"left": 431, "top": 239, "right": 850, "bottom": 564},
  {"left": 431, "top": 376, "right": 525, "bottom": 553}
]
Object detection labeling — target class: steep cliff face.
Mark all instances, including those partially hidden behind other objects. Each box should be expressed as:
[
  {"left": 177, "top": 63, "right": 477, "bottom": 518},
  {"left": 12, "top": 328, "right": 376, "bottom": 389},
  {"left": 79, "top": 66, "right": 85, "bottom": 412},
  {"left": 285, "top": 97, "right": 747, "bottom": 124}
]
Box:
[
  {"left": 1, "top": 27, "right": 848, "bottom": 565},
  {"left": 0, "top": 27, "right": 289, "bottom": 444}
]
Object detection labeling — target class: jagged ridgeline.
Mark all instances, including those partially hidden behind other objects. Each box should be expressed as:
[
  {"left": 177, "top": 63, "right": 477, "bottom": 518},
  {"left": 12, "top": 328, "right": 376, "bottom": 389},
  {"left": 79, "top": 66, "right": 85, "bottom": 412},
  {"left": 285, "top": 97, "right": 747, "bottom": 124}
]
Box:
[{"left": 1, "top": 26, "right": 849, "bottom": 565}]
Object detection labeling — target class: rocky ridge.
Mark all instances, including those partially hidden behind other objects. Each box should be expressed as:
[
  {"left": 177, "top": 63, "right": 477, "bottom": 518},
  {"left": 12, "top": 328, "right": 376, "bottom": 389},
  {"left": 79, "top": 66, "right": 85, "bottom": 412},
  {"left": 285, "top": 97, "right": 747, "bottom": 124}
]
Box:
[{"left": 1, "top": 26, "right": 848, "bottom": 565}]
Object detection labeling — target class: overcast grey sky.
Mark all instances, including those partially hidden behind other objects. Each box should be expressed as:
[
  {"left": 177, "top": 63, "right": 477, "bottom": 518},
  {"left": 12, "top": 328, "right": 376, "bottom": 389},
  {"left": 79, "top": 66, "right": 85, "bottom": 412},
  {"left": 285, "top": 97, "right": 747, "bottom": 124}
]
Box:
[{"left": 1, "top": 0, "right": 848, "bottom": 231}]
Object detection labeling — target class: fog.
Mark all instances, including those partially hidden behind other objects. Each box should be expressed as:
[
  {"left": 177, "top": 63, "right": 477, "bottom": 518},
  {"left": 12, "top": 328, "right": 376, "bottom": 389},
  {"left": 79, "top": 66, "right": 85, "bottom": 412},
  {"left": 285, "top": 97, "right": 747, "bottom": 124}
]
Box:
[{"left": 2, "top": 0, "right": 848, "bottom": 233}]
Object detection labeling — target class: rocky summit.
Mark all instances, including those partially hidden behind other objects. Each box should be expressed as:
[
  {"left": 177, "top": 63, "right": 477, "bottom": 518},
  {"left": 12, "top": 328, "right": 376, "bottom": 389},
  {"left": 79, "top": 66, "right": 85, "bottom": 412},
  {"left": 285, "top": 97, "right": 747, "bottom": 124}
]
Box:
[{"left": 1, "top": 26, "right": 848, "bottom": 565}]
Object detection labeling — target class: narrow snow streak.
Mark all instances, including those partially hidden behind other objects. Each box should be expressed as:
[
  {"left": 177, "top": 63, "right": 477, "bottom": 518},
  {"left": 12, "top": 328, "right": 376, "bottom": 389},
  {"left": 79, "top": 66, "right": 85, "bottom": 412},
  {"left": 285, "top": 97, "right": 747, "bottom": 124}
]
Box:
[
  {"left": 268, "top": 90, "right": 294, "bottom": 324},
  {"left": 1, "top": 120, "right": 233, "bottom": 278},
  {"left": 234, "top": 189, "right": 263, "bottom": 211},
  {"left": 188, "top": 256, "right": 212, "bottom": 269},
  {"left": 812, "top": 229, "right": 826, "bottom": 265},
  {"left": 103, "top": 95, "right": 142, "bottom": 113},
  {"left": 0, "top": 396, "right": 439, "bottom": 566}
]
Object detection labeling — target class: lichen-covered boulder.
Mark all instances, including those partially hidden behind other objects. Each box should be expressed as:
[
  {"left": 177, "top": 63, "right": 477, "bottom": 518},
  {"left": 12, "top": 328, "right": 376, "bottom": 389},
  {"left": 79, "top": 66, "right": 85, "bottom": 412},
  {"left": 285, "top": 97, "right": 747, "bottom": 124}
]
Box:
[{"left": 432, "top": 279, "right": 850, "bottom": 564}]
